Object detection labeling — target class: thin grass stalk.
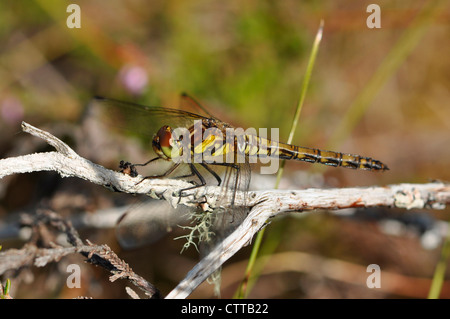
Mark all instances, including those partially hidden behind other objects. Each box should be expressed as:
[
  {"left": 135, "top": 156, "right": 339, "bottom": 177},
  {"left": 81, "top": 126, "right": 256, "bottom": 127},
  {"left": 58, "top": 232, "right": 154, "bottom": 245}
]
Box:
[
  {"left": 428, "top": 218, "right": 450, "bottom": 299},
  {"left": 325, "top": 0, "right": 445, "bottom": 151},
  {"left": 234, "top": 20, "right": 324, "bottom": 299}
]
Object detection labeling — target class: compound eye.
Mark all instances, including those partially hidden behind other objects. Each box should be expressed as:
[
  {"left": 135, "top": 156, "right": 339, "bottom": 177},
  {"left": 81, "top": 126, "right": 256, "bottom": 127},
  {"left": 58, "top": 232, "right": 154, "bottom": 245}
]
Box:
[
  {"left": 158, "top": 126, "right": 173, "bottom": 147},
  {"left": 153, "top": 126, "right": 174, "bottom": 160}
]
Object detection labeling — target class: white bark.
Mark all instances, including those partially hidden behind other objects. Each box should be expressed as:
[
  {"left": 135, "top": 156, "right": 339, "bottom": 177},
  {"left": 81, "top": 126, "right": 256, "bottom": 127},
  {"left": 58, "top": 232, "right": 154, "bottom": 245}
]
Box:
[{"left": 0, "top": 122, "right": 448, "bottom": 298}]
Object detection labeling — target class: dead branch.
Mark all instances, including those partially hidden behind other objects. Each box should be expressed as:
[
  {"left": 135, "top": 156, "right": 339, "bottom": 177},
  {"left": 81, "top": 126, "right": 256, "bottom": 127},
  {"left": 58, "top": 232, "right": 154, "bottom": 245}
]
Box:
[
  {"left": 0, "top": 209, "right": 160, "bottom": 298},
  {"left": 166, "top": 182, "right": 449, "bottom": 298},
  {"left": 0, "top": 121, "right": 449, "bottom": 298}
]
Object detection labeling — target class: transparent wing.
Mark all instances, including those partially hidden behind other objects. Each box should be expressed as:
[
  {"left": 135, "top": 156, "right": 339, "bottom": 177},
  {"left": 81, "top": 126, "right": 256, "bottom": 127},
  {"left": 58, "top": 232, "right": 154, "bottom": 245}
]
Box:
[
  {"left": 89, "top": 96, "right": 213, "bottom": 141},
  {"left": 199, "top": 160, "right": 251, "bottom": 256},
  {"left": 86, "top": 95, "right": 252, "bottom": 264},
  {"left": 195, "top": 160, "right": 251, "bottom": 295},
  {"left": 86, "top": 96, "right": 219, "bottom": 177},
  {"left": 115, "top": 199, "right": 191, "bottom": 249},
  {"left": 179, "top": 92, "right": 216, "bottom": 119}
]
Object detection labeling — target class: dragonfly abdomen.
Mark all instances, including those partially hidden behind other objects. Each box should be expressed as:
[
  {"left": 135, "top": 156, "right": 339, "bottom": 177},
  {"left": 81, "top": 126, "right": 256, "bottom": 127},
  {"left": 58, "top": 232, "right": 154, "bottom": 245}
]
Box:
[
  {"left": 250, "top": 137, "right": 387, "bottom": 171},
  {"left": 186, "top": 126, "right": 388, "bottom": 171},
  {"left": 276, "top": 143, "right": 388, "bottom": 171}
]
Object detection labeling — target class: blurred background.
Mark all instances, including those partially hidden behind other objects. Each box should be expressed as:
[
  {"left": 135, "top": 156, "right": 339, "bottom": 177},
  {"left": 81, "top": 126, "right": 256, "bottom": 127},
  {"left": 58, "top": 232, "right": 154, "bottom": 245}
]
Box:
[{"left": 0, "top": 0, "right": 449, "bottom": 298}]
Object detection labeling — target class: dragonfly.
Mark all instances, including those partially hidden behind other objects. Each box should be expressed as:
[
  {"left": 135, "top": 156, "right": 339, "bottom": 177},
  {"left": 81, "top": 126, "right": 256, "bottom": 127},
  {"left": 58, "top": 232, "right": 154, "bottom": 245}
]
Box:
[{"left": 91, "top": 94, "right": 388, "bottom": 249}]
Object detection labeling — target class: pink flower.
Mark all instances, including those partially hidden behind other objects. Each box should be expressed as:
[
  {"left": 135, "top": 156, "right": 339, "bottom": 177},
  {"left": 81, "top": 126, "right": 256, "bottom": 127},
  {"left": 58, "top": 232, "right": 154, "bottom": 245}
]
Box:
[{"left": 119, "top": 65, "right": 149, "bottom": 95}]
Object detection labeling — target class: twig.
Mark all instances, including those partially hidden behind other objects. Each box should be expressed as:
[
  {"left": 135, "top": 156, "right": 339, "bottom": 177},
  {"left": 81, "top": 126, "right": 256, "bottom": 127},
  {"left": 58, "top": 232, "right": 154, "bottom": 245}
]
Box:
[
  {"left": 0, "top": 122, "right": 449, "bottom": 298},
  {"left": 166, "top": 182, "right": 450, "bottom": 298},
  {"left": 0, "top": 209, "right": 160, "bottom": 298}
]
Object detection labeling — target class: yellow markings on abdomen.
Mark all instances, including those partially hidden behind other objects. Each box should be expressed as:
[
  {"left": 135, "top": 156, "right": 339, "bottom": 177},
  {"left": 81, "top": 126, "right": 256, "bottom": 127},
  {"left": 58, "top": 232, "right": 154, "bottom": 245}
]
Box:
[{"left": 186, "top": 124, "right": 388, "bottom": 171}]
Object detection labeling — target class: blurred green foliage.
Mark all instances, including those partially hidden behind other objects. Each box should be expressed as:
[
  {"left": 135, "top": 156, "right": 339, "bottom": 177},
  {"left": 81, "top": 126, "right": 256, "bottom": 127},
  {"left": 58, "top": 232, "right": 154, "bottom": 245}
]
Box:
[{"left": 0, "top": 0, "right": 449, "bottom": 299}]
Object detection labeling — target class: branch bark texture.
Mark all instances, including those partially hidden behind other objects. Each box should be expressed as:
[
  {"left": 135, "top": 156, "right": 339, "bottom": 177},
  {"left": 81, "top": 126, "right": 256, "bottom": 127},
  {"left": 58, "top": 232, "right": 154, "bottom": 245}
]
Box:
[{"left": 0, "top": 122, "right": 448, "bottom": 298}]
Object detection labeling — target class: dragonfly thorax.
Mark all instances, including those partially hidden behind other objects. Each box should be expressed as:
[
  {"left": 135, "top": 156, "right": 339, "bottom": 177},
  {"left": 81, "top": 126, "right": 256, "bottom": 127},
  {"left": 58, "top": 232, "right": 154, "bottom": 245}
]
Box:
[{"left": 152, "top": 121, "right": 235, "bottom": 165}]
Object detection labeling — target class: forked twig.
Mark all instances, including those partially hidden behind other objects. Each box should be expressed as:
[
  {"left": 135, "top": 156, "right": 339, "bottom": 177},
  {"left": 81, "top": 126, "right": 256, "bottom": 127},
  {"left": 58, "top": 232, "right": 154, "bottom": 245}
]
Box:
[{"left": 0, "top": 209, "right": 160, "bottom": 298}]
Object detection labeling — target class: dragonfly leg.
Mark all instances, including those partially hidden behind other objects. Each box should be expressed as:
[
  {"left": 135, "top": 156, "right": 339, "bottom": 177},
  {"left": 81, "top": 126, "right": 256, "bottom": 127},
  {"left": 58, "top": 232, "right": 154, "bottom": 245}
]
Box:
[
  {"left": 133, "top": 157, "right": 161, "bottom": 167},
  {"left": 178, "top": 164, "right": 206, "bottom": 194},
  {"left": 136, "top": 162, "right": 181, "bottom": 185},
  {"left": 232, "top": 165, "right": 240, "bottom": 207},
  {"left": 170, "top": 170, "right": 196, "bottom": 180},
  {"left": 122, "top": 158, "right": 207, "bottom": 198},
  {"left": 200, "top": 163, "right": 222, "bottom": 186},
  {"left": 206, "top": 162, "right": 241, "bottom": 208},
  {"left": 119, "top": 157, "right": 161, "bottom": 178}
]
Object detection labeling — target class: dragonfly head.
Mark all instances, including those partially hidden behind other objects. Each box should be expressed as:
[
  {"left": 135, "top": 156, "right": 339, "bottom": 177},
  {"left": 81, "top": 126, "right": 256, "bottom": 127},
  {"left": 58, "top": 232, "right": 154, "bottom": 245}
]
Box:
[{"left": 152, "top": 125, "right": 182, "bottom": 160}]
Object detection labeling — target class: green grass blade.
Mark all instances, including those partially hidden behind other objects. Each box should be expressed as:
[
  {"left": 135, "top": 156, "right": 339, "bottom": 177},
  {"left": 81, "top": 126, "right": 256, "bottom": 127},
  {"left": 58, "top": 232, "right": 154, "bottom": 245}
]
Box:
[
  {"left": 326, "top": 0, "right": 446, "bottom": 150},
  {"left": 234, "top": 20, "right": 324, "bottom": 299},
  {"left": 276, "top": 19, "right": 324, "bottom": 188},
  {"left": 428, "top": 218, "right": 450, "bottom": 299}
]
